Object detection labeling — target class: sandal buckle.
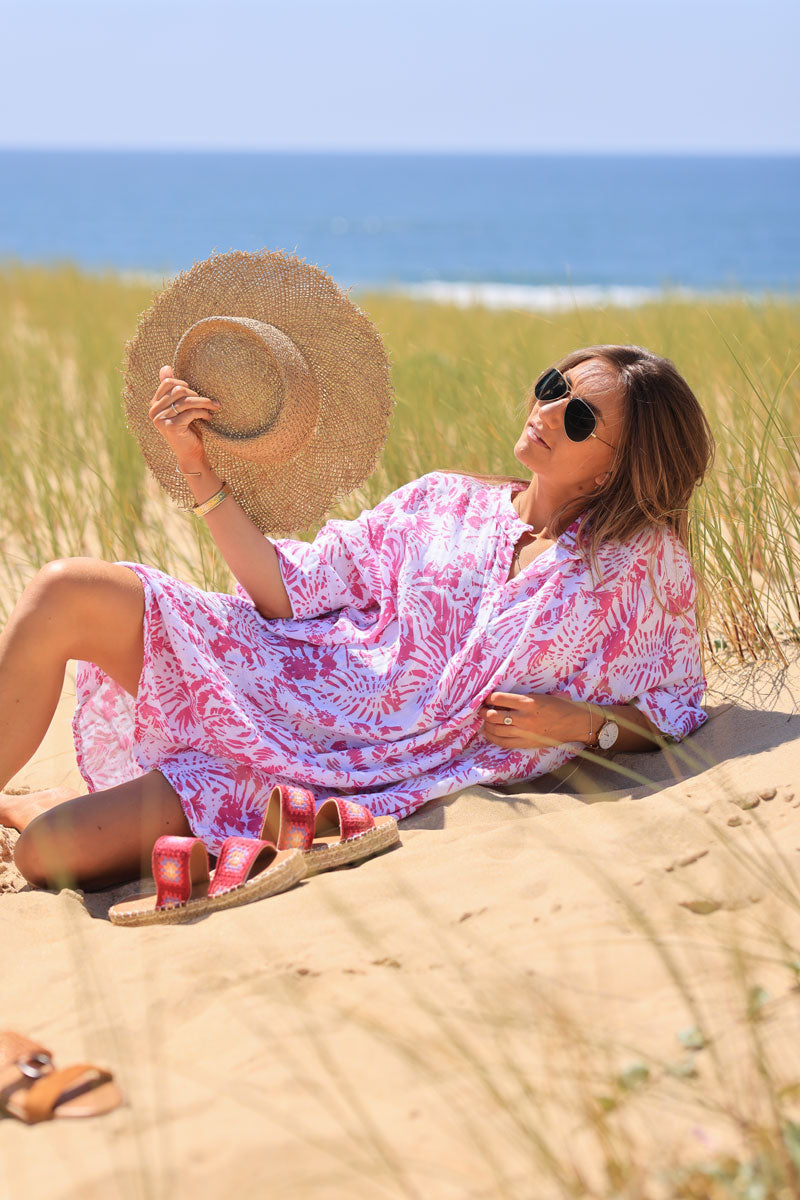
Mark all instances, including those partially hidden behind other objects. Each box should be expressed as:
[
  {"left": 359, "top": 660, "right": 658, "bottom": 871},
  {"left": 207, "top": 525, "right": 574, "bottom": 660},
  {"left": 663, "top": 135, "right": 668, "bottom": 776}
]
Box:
[{"left": 18, "top": 1052, "right": 52, "bottom": 1078}]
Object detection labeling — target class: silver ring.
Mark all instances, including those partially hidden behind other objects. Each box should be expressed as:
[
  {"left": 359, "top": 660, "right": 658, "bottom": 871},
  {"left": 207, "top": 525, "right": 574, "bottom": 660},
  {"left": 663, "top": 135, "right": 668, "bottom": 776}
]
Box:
[
  {"left": 171, "top": 400, "right": 179, "bottom": 414},
  {"left": 503, "top": 716, "right": 513, "bottom": 726}
]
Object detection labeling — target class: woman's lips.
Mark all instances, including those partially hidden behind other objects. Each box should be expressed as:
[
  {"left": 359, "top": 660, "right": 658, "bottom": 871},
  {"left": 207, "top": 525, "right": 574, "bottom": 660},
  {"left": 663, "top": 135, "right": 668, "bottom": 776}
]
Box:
[{"left": 526, "top": 424, "right": 550, "bottom": 448}]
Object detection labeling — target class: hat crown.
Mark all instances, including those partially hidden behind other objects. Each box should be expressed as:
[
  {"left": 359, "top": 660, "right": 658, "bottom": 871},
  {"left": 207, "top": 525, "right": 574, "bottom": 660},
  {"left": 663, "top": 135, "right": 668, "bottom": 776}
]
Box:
[{"left": 173, "top": 315, "right": 321, "bottom": 463}]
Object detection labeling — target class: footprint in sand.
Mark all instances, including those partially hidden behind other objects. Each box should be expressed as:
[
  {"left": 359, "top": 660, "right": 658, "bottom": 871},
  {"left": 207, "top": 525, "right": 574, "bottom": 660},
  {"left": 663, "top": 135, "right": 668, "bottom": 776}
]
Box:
[
  {"left": 679, "top": 896, "right": 761, "bottom": 914},
  {"left": 665, "top": 845, "right": 762, "bottom": 914}
]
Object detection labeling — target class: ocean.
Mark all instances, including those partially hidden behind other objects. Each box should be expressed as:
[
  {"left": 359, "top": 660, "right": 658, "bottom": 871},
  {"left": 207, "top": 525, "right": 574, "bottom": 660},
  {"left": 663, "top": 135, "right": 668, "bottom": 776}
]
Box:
[{"left": 0, "top": 150, "right": 798, "bottom": 309}]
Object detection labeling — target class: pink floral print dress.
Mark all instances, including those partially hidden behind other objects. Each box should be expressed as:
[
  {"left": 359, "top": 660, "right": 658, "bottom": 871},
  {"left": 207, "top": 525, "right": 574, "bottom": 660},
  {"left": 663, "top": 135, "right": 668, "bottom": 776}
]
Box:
[{"left": 73, "top": 471, "right": 707, "bottom": 853}]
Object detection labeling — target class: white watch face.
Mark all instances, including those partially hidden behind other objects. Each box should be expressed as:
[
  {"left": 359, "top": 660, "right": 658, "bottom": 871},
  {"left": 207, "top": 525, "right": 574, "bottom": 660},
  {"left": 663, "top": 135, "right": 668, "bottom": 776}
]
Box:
[{"left": 598, "top": 720, "right": 620, "bottom": 750}]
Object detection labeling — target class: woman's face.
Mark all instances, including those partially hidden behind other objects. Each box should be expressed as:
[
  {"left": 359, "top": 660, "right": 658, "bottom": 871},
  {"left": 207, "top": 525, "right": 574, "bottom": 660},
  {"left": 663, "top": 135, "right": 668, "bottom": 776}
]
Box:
[{"left": 513, "top": 358, "right": 625, "bottom": 496}]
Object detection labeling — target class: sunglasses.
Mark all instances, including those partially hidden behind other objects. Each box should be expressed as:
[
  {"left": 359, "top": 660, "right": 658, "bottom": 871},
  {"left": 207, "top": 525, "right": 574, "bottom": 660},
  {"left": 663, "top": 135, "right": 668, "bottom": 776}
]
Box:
[{"left": 533, "top": 367, "right": 616, "bottom": 449}]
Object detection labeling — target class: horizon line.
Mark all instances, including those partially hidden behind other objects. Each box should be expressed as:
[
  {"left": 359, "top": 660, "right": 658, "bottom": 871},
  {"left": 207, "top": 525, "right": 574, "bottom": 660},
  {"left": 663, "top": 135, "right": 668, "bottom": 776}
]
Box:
[{"left": 0, "top": 145, "right": 798, "bottom": 158}]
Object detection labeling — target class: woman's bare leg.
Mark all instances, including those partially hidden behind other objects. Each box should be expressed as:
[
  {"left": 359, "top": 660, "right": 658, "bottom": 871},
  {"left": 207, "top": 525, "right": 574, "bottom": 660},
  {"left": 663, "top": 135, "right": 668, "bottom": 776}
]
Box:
[
  {"left": 13, "top": 769, "right": 193, "bottom": 892},
  {"left": 0, "top": 557, "right": 146, "bottom": 822},
  {"left": 4, "top": 557, "right": 196, "bottom": 892}
]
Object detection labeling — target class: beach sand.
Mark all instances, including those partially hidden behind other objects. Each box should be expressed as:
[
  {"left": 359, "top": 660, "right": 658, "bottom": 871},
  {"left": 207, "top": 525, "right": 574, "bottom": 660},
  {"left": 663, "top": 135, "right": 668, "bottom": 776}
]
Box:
[{"left": 2, "top": 648, "right": 800, "bottom": 1198}]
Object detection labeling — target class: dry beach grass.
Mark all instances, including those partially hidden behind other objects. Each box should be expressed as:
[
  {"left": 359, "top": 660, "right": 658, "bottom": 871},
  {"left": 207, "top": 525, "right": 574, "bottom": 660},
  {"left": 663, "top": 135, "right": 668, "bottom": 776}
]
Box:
[{"left": 1, "top": 265, "right": 800, "bottom": 1198}]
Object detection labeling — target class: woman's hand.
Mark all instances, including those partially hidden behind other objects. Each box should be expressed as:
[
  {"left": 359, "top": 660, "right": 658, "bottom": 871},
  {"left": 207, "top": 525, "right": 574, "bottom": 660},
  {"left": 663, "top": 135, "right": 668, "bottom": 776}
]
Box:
[
  {"left": 149, "top": 364, "right": 222, "bottom": 472},
  {"left": 478, "top": 691, "right": 590, "bottom": 750}
]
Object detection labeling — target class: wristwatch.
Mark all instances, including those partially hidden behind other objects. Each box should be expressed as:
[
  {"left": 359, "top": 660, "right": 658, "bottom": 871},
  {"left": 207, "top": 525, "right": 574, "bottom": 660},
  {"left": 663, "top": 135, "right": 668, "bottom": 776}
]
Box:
[
  {"left": 597, "top": 718, "right": 620, "bottom": 751},
  {"left": 586, "top": 707, "right": 620, "bottom": 751}
]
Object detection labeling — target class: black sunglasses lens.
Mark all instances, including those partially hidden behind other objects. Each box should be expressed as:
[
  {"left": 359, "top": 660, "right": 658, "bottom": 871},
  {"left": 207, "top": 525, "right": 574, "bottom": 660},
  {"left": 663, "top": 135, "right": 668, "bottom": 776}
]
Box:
[
  {"left": 563, "top": 397, "right": 596, "bottom": 442},
  {"left": 534, "top": 368, "right": 568, "bottom": 404}
]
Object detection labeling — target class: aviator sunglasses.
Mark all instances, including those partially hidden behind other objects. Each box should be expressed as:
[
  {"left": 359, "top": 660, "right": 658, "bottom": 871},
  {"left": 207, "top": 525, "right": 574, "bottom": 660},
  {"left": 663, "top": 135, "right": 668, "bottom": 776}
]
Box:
[{"left": 533, "top": 367, "right": 616, "bottom": 449}]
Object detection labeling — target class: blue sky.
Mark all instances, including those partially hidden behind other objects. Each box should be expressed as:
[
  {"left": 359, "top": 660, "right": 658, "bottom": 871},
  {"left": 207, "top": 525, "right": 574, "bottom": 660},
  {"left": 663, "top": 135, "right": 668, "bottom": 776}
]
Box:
[{"left": 2, "top": 0, "right": 797, "bottom": 153}]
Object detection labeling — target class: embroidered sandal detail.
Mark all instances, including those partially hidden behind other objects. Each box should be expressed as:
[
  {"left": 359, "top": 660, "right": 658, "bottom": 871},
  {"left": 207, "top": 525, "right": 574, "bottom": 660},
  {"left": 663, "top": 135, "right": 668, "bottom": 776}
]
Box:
[
  {"left": 153, "top": 835, "right": 210, "bottom": 908},
  {"left": 261, "top": 784, "right": 317, "bottom": 851}
]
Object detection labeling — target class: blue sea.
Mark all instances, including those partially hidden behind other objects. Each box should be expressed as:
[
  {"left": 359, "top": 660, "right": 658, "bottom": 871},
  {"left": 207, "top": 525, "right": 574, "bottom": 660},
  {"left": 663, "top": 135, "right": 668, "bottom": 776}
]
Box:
[{"left": 0, "top": 151, "right": 798, "bottom": 309}]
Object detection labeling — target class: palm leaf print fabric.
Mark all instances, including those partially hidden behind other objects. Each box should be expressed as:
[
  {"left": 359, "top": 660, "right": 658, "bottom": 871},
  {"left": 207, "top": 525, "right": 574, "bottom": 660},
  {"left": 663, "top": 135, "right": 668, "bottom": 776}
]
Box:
[{"left": 72, "top": 471, "right": 707, "bottom": 853}]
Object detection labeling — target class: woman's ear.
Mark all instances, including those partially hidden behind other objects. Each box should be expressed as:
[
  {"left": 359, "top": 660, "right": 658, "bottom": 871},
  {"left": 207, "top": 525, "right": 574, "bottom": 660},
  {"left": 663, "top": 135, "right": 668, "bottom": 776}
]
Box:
[{"left": 594, "top": 471, "right": 611, "bottom": 487}]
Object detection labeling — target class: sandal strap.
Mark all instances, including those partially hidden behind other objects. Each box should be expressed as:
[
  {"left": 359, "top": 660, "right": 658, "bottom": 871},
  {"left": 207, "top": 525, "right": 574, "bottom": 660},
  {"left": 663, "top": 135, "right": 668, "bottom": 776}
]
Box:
[
  {"left": 207, "top": 838, "right": 277, "bottom": 897},
  {"left": 315, "top": 798, "right": 375, "bottom": 842},
  {"left": 260, "top": 785, "right": 317, "bottom": 851},
  {"left": 18, "top": 1063, "right": 113, "bottom": 1124},
  {"left": 152, "top": 836, "right": 209, "bottom": 909}
]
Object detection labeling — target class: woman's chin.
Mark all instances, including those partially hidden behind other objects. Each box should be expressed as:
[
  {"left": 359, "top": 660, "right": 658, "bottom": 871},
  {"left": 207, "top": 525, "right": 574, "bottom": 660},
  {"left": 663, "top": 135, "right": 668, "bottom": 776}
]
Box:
[{"left": 513, "top": 442, "right": 541, "bottom": 471}]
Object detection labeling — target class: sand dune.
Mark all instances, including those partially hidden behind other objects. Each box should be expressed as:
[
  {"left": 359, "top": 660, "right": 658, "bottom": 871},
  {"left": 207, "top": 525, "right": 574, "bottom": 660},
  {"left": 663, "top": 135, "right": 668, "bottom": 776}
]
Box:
[{"left": 2, "top": 650, "right": 799, "bottom": 1198}]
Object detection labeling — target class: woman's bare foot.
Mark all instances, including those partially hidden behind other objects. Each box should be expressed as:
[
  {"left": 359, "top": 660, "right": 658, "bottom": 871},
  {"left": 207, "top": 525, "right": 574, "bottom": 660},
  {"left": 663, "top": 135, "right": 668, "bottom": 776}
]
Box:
[{"left": 0, "top": 785, "right": 83, "bottom": 833}]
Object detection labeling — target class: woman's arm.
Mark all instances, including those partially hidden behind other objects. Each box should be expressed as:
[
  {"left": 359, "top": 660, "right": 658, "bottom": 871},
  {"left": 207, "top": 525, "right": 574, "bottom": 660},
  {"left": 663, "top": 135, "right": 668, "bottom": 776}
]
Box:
[
  {"left": 149, "top": 366, "right": 293, "bottom": 620},
  {"left": 184, "top": 460, "right": 293, "bottom": 620},
  {"left": 479, "top": 691, "right": 664, "bottom": 754}
]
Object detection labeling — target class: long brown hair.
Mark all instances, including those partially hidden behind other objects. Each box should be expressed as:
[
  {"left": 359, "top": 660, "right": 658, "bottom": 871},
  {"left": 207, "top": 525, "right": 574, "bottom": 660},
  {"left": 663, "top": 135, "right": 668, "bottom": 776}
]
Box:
[{"left": 440, "top": 344, "right": 715, "bottom": 563}]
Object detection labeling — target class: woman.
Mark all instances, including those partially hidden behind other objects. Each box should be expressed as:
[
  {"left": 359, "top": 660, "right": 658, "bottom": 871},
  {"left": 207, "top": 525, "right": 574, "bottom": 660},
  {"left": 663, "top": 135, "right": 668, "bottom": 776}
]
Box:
[{"left": 2, "top": 343, "right": 713, "bottom": 892}]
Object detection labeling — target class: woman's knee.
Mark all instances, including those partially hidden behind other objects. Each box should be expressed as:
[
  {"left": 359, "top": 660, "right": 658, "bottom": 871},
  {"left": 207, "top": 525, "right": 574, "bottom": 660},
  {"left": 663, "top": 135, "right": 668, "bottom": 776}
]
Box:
[
  {"left": 14, "top": 772, "right": 192, "bottom": 892},
  {"left": 27, "top": 556, "right": 106, "bottom": 597},
  {"left": 19, "top": 558, "right": 131, "bottom": 634},
  {"left": 13, "top": 810, "right": 75, "bottom": 890},
  {"left": 18, "top": 558, "right": 146, "bottom": 688},
  {"left": 27, "top": 557, "right": 142, "bottom": 611}
]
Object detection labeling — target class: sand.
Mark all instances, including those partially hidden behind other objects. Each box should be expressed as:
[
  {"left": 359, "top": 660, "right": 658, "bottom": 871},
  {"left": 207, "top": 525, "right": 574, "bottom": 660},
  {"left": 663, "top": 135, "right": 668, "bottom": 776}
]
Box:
[{"left": 2, "top": 650, "right": 800, "bottom": 1199}]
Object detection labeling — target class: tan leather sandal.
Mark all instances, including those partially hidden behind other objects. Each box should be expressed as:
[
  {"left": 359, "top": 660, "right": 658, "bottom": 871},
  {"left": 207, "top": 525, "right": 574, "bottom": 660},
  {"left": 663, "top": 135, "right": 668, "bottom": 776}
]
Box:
[{"left": 0, "top": 1031, "right": 124, "bottom": 1123}]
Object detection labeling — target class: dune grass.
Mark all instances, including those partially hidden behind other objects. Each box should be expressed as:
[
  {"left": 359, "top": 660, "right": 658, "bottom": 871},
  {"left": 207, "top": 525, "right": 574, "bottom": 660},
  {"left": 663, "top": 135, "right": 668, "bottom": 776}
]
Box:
[
  {"left": 2, "top": 264, "right": 800, "bottom": 1197},
  {"left": 1, "top": 262, "right": 799, "bottom": 665}
]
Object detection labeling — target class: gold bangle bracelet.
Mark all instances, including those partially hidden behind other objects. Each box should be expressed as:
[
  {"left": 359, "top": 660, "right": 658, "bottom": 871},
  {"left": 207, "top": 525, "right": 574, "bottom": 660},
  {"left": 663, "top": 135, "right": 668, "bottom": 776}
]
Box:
[
  {"left": 585, "top": 701, "right": 595, "bottom": 747},
  {"left": 191, "top": 482, "right": 231, "bottom": 518}
]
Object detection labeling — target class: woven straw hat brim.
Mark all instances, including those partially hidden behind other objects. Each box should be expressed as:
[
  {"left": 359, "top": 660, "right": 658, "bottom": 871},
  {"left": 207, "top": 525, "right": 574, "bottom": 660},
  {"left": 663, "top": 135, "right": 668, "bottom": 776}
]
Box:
[{"left": 122, "top": 249, "right": 395, "bottom": 535}]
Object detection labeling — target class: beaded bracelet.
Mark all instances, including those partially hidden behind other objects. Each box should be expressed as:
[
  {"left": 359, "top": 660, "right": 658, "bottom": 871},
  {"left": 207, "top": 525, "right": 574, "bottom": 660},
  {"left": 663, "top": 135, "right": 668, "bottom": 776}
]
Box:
[{"left": 191, "top": 482, "right": 231, "bottom": 518}]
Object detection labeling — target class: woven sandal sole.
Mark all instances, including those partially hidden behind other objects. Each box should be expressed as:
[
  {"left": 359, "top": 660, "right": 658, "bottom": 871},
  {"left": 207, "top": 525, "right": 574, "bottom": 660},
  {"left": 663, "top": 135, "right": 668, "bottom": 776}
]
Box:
[
  {"left": 109, "top": 851, "right": 305, "bottom": 926},
  {"left": 302, "top": 817, "right": 400, "bottom": 876}
]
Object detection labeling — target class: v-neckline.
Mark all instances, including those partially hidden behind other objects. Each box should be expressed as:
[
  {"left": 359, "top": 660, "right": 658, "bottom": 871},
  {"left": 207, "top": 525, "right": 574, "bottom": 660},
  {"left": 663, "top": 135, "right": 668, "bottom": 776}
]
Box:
[{"left": 500, "top": 481, "right": 581, "bottom": 587}]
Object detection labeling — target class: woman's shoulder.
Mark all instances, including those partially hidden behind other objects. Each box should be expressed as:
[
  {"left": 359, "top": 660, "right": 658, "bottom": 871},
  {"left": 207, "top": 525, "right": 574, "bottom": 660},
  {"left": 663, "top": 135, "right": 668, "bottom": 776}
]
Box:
[{"left": 596, "top": 524, "right": 697, "bottom": 612}]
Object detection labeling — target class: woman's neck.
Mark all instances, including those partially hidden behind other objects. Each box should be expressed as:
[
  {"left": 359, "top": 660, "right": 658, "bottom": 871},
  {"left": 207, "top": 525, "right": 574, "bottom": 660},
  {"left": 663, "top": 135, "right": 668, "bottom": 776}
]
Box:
[{"left": 513, "top": 478, "right": 578, "bottom": 535}]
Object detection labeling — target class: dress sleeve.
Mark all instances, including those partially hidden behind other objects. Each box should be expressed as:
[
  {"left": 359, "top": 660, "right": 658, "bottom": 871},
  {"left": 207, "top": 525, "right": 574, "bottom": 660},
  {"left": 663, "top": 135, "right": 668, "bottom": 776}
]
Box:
[
  {"left": 631, "top": 645, "right": 707, "bottom": 744},
  {"left": 625, "top": 533, "right": 707, "bottom": 742},
  {"left": 235, "top": 473, "right": 435, "bottom": 621},
  {"left": 589, "top": 530, "right": 708, "bottom": 743}
]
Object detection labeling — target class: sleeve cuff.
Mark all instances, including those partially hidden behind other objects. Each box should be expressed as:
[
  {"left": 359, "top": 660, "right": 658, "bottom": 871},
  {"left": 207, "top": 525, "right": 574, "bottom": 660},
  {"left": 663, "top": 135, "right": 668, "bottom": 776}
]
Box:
[{"left": 632, "top": 683, "right": 708, "bottom": 744}]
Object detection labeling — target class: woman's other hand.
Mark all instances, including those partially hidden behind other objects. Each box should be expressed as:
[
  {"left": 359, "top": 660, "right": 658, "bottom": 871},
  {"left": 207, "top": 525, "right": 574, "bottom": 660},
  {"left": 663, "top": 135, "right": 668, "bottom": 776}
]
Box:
[
  {"left": 149, "top": 365, "right": 222, "bottom": 472},
  {"left": 478, "top": 691, "right": 590, "bottom": 750}
]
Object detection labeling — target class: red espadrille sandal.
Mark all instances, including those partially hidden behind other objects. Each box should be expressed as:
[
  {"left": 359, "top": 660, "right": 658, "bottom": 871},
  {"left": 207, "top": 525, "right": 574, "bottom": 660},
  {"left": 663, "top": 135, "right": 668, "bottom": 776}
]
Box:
[
  {"left": 0, "top": 1032, "right": 124, "bottom": 1123},
  {"left": 108, "top": 833, "right": 306, "bottom": 926},
  {"left": 261, "top": 785, "right": 400, "bottom": 876}
]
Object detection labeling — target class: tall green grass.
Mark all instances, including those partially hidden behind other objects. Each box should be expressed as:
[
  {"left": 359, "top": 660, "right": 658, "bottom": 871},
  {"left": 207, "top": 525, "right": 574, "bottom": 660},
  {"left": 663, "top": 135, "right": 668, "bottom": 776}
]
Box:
[
  {"left": 2, "top": 265, "right": 800, "bottom": 1196},
  {"left": 1, "top": 264, "right": 799, "bottom": 662}
]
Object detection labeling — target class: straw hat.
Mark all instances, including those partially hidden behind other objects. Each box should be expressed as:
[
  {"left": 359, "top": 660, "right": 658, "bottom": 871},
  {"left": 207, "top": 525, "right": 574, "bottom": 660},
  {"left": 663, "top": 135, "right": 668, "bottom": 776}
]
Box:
[{"left": 122, "top": 248, "right": 395, "bottom": 534}]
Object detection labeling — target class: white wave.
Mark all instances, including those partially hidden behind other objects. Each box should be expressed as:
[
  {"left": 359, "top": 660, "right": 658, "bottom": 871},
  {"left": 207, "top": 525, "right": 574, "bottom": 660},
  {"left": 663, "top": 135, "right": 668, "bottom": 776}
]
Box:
[
  {"left": 112, "top": 270, "right": 790, "bottom": 312},
  {"left": 376, "top": 280, "right": 768, "bottom": 312}
]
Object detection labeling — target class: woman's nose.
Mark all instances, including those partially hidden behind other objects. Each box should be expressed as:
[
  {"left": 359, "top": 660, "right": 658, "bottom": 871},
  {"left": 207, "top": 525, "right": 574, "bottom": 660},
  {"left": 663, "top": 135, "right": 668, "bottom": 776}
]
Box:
[{"left": 536, "top": 398, "right": 565, "bottom": 429}]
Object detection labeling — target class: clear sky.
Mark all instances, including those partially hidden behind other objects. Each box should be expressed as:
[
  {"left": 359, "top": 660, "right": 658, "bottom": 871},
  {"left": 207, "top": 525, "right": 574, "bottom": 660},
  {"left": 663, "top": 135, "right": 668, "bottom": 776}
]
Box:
[{"left": 2, "top": 0, "right": 798, "bottom": 154}]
